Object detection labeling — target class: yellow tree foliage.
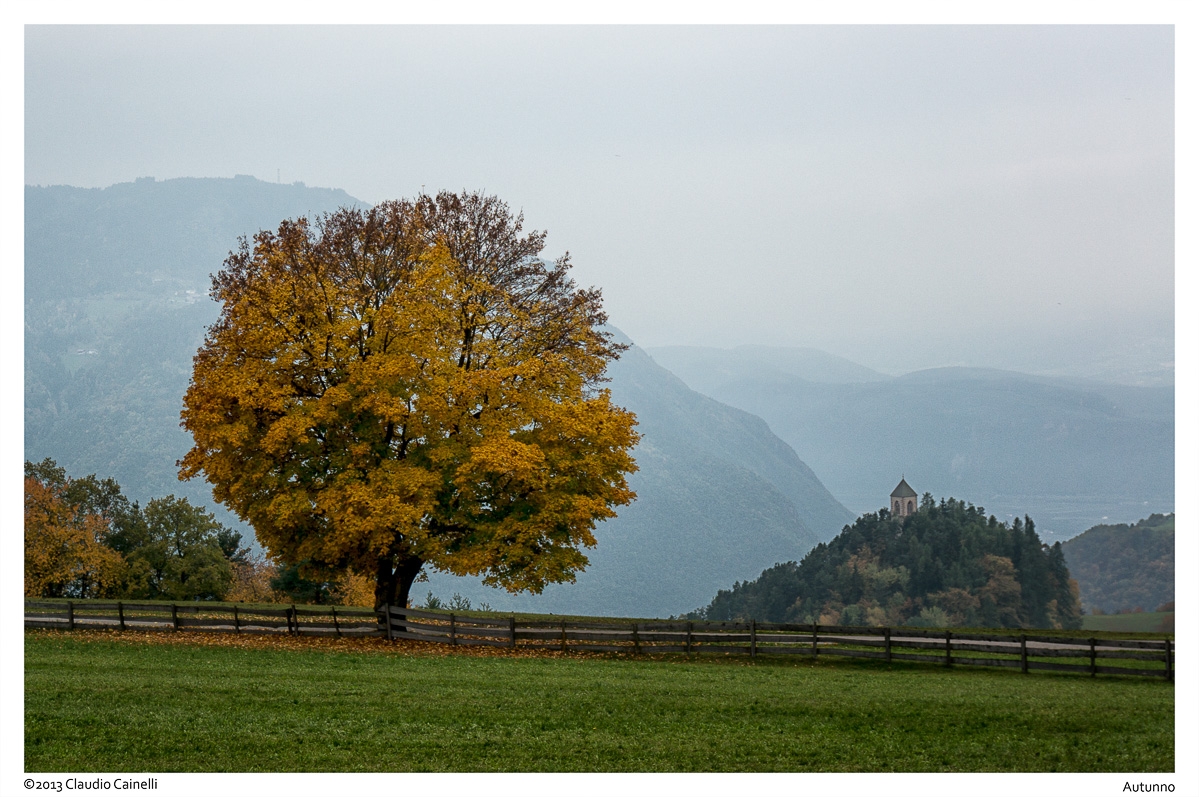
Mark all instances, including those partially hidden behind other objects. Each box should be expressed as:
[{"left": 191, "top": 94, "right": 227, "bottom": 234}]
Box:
[
  {"left": 180, "top": 192, "right": 638, "bottom": 609},
  {"left": 225, "top": 556, "right": 284, "bottom": 604},
  {"left": 329, "top": 569, "right": 377, "bottom": 608},
  {"left": 25, "top": 476, "right": 126, "bottom": 598},
  {"left": 978, "top": 554, "right": 1023, "bottom": 627}
]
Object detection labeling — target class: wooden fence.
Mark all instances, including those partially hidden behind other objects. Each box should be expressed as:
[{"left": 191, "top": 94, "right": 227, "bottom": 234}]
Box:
[
  {"left": 380, "top": 606, "right": 1174, "bottom": 680},
  {"left": 25, "top": 600, "right": 1174, "bottom": 680},
  {"left": 24, "top": 600, "right": 379, "bottom": 636}
]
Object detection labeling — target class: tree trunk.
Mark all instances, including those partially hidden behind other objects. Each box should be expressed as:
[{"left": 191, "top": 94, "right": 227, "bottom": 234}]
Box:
[{"left": 374, "top": 555, "right": 424, "bottom": 631}]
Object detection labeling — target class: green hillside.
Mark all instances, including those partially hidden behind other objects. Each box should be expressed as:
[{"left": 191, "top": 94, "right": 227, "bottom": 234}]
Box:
[
  {"left": 1062, "top": 514, "right": 1174, "bottom": 614},
  {"left": 697, "top": 497, "right": 1082, "bottom": 630},
  {"left": 1082, "top": 610, "right": 1173, "bottom": 634}
]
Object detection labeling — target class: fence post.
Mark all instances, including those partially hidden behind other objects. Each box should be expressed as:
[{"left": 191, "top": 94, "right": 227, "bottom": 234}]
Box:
[
  {"left": 1165, "top": 639, "right": 1173, "bottom": 681},
  {"left": 1020, "top": 634, "right": 1028, "bottom": 674},
  {"left": 811, "top": 623, "right": 819, "bottom": 657},
  {"left": 509, "top": 616, "right": 517, "bottom": 648},
  {"left": 118, "top": 601, "right": 125, "bottom": 631},
  {"left": 290, "top": 604, "right": 298, "bottom": 635},
  {"left": 686, "top": 621, "right": 693, "bottom": 655},
  {"left": 884, "top": 627, "right": 892, "bottom": 663},
  {"left": 384, "top": 603, "right": 393, "bottom": 641},
  {"left": 561, "top": 619, "right": 568, "bottom": 653},
  {"left": 67, "top": 601, "right": 75, "bottom": 631},
  {"left": 1089, "top": 638, "right": 1097, "bottom": 677},
  {"left": 171, "top": 603, "right": 178, "bottom": 631},
  {"left": 233, "top": 605, "right": 240, "bottom": 634},
  {"left": 944, "top": 630, "right": 952, "bottom": 667},
  {"left": 632, "top": 622, "right": 641, "bottom": 655},
  {"left": 332, "top": 606, "right": 340, "bottom": 637},
  {"left": 750, "top": 620, "right": 757, "bottom": 658},
  {"left": 450, "top": 613, "right": 457, "bottom": 646}
]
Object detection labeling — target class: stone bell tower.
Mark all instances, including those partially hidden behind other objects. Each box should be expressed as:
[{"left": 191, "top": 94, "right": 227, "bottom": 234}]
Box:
[{"left": 891, "top": 477, "right": 917, "bottom": 518}]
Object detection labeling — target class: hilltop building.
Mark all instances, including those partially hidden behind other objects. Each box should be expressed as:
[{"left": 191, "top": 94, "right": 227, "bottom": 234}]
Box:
[{"left": 891, "top": 478, "right": 917, "bottom": 518}]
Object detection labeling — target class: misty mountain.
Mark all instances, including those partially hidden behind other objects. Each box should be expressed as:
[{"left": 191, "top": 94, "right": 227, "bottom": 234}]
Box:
[
  {"left": 25, "top": 178, "right": 361, "bottom": 522},
  {"left": 25, "top": 176, "right": 851, "bottom": 618},
  {"left": 648, "top": 346, "right": 1174, "bottom": 542},
  {"left": 1061, "top": 514, "right": 1174, "bottom": 614},
  {"left": 25, "top": 176, "right": 362, "bottom": 302},
  {"left": 649, "top": 344, "right": 889, "bottom": 386},
  {"left": 425, "top": 333, "right": 854, "bottom": 617}
]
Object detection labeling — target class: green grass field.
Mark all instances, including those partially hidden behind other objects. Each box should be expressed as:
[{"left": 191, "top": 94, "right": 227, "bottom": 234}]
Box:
[
  {"left": 1083, "top": 611, "right": 1173, "bottom": 634},
  {"left": 25, "top": 630, "right": 1173, "bottom": 772}
]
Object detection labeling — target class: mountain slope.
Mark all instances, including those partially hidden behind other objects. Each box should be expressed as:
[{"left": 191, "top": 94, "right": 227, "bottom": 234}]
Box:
[
  {"left": 25, "top": 178, "right": 362, "bottom": 518},
  {"left": 426, "top": 337, "right": 854, "bottom": 617},
  {"left": 609, "top": 334, "right": 853, "bottom": 544},
  {"left": 648, "top": 346, "right": 1174, "bottom": 541},
  {"left": 1061, "top": 514, "right": 1174, "bottom": 614},
  {"left": 646, "top": 344, "right": 889, "bottom": 386},
  {"left": 25, "top": 176, "right": 362, "bottom": 301}
]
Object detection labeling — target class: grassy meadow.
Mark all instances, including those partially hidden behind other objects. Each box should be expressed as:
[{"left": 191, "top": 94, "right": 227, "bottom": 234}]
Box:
[
  {"left": 25, "top": 630, "right": 1173, "bottom": 772},
  {"left": 1082, "top": 611, "right": 1173, "bottom": 634}
]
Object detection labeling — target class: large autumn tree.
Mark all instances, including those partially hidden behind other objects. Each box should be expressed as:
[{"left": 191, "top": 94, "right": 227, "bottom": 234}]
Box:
[{"left": 180, "top": 191, "right": 638, "bottom": 609}]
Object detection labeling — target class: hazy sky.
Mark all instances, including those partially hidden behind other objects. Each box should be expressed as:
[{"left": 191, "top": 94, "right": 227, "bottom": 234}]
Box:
[{"left": 24, "top": 24, "right": 1176, "bottom": 377}]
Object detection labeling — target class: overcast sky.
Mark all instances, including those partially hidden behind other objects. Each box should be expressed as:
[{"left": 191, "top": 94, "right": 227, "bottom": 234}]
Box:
[{"left": 24, "top": 24, "right": 1176, "bottom": 379}]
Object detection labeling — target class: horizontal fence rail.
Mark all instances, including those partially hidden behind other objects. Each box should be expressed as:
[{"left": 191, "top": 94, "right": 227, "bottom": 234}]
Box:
[
  {"left": 24, "top": 600, "right": 380, "bottom": 636},
  {"left": 26, "top": 600, "right": 1173, "bottom": 680},
  {"left": 378, "top": 606, "right": 1174, "bottom": 680}
]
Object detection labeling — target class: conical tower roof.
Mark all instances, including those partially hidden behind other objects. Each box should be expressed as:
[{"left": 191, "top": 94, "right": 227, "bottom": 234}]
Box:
[{"left": 891, "top": 478, "right": 917, "bottom": 498}]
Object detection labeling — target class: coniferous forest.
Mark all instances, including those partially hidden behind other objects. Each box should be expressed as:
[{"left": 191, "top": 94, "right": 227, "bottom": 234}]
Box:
[{"left": 698, "top": 495, "right": 1083, "bottom": 630}]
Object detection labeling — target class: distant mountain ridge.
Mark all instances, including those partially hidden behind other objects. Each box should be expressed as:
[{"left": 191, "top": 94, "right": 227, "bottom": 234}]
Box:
[
  {"left": 25, "top": 177, "right": 851, "bottom": 618},
  {"left": 25, "top": 176, "right": 362, "bottom": 302},
  {"left": 648, "top": 346, "right": 1174, "bottom": 541},
  {"left": 647, "top": 344, "right": 889, "bottom": 385}
]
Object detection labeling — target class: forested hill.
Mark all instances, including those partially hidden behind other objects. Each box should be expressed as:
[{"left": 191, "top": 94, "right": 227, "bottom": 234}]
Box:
[
  {"left": 1062, "top": 514, "right": 1174, "bottom": 614},
  {"left": 698, "top": 497, "right": 1083, "bottom": 630}
]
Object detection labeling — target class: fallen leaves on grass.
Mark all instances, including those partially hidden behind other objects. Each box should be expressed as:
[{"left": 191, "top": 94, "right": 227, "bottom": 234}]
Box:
[{"left": 25, "top": 627, "right": 599, "bottom": 660}]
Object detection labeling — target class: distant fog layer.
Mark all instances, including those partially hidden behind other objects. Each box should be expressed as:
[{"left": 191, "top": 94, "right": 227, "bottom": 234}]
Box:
[{"left": 648, "top": 345, "right": 1174, "bottom": 542}]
